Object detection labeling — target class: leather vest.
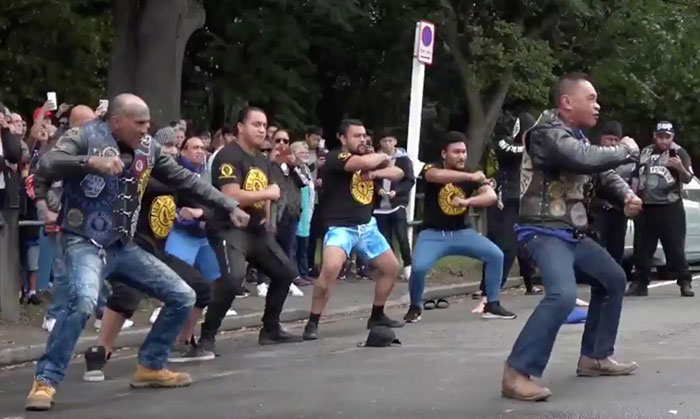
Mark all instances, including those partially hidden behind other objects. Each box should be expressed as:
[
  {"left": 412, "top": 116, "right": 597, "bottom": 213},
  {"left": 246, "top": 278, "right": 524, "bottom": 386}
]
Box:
[
  {"left": 519, "top": 113, "right": 592, "bottom": 230},
  {"left": 61, "top": 120, "right": 156, "bottom": 247}
]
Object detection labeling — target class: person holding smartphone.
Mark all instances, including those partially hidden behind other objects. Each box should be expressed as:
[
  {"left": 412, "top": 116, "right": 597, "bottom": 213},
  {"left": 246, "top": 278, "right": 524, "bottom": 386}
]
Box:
[{"left": 627, "top": 121, "right": 694, "bottom": 297}]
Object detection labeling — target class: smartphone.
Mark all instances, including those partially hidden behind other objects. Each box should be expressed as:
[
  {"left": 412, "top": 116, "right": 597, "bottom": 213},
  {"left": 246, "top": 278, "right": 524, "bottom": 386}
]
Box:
[
  {"left": 319, "top": 138, "right": 326, "bottom": 150},
  {"left": 99, "top": 99, "right": 109, "bottom": 110},
  {"left": 669, "top": 149, "right": 677, "bottom": 158},
  {"left": 46, "top": 92, "right": 58, "bottom": 111}
]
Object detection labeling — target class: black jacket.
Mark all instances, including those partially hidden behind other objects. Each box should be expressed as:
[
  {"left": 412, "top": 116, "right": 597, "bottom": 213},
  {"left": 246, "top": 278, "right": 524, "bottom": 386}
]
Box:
[
  {"left": 374, "top": 150, "right": 414, "bottom": 209},
  {"left": 0, "top": 128, "right": 23, "bottom": 210}
]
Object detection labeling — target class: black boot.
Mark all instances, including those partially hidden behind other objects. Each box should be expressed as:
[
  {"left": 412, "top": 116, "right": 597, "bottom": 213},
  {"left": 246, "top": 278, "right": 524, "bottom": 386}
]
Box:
[
  {"left": 625, "top": 281, "right": 648, "bottom": 297},
  {"left": 680, "top": 280, "right": 695, "bottom": 297}
]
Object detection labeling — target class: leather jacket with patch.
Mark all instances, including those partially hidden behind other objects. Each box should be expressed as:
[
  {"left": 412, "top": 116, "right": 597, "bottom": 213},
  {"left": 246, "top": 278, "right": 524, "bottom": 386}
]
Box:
[
  {"left": 519, "top": 110, "right": 637, "bottom": 230},
  {"left": 34, "top": 119, "right": 239, "bottom": 248}
]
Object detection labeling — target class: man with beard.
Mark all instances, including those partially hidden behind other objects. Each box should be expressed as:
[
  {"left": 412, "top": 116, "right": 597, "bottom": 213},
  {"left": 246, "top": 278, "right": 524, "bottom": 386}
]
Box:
[
  {"left": 502, "top": 73, "right": 642, "bottom": 401},
  {"left": 302, "top": 119, "right": 404, "bottom": 340},
  {"left": 403, "top": 131, "right": 515, "bottom": 323}
]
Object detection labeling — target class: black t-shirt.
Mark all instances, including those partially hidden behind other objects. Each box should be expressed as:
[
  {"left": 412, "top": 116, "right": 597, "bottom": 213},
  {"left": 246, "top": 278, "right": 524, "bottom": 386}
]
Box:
[
  {"left": 421, "top": 162, "right": 483, "bottom": 231},
  {"left": 637, "top": 144, "right": 692, "bottom": 205},
  {"left": 210, "top": 142, "right": 272, "bottom": 232},
  {"left": 322, "top": 149, "right": 375, "bottom": 227},
  {"left": 135, "top": 178, "right": 176, "bottom": 256}
]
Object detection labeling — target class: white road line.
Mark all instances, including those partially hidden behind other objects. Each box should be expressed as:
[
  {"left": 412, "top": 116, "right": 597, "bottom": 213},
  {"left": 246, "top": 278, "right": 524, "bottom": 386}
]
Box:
[{"left": 647, "top": 275, "right": 700, "bottom": 289}]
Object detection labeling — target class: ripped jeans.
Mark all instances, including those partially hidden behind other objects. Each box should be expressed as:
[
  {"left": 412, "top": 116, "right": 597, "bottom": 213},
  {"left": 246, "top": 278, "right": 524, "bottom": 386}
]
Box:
[{"left": 35, "top": 233, "right": 195, "bottom": 386}]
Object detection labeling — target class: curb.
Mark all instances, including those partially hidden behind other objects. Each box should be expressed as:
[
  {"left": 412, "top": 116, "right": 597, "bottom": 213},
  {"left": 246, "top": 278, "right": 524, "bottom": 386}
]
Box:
[{"left": 0, "top": 278, "right": 521, "bottom": 366}]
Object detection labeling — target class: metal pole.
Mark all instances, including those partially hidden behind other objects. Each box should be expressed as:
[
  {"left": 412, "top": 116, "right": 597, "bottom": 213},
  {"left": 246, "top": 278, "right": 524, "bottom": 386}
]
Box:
[
  {"left": 406, "top": 22, "right": 426, "bottom": 249},
  {"left": 0, "top": 210, "right": 21, "bottom": 322}
]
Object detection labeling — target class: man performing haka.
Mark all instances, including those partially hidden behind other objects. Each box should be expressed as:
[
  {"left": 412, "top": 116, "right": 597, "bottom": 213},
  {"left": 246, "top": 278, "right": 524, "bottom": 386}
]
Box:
[
  {"left": 303, "top": 119, "right": 404, "bottom": 340},
  {"left": 25, "top": 94, "right": 250, "bottom": 411},
  {"left": 200, "top": 107, "right": 302, "bottom": 352},
  {"left": 403, "top": 131, "right": 516, "bottom": 323},
  {"left": 502, "top": 73, "right": 643, "bottom": 401}
]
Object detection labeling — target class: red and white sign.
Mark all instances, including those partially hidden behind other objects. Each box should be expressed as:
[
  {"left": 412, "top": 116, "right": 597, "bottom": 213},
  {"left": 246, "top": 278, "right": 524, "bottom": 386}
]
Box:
[{"left": 416, "top": 21, "right": 435, "bottom": 65}]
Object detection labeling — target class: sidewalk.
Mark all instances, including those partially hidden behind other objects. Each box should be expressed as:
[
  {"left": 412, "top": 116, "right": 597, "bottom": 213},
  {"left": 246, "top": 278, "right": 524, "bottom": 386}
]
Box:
[{"left": 0, "top": 276, "right": 522, "bottom": 366}]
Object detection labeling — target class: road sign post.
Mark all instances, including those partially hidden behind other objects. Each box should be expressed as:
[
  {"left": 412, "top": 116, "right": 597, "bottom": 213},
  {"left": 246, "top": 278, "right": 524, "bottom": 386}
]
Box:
[{"left": 406, "top": 21, "right": 434, "bottom": 248}]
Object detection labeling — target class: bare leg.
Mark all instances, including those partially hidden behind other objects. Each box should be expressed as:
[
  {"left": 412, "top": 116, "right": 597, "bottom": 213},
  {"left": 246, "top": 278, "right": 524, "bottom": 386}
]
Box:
[
  {"left": 97, "top": 308, "right": 126, "bottom": 354},
  {"left": 28, "top": 271, "right": 38, "bottom": 293},
  {"left": 370, "top": 250, "right": 400, "bottom": 305},
  {"left": 310, "top": 246, "right": 346, "bottom": 315},
  {"left": 471, "top": 296, "right": 487, "bottom": 314},
  {"left": 177, "top": 307, "right": 203, "bottom": 343}
]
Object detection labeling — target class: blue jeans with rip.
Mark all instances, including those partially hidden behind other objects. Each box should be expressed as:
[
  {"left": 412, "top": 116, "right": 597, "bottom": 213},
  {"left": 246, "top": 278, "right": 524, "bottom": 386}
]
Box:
[
  {"left": 409, "top": 228, "right": 504, "bottom": 306},
  {"left": 35, "top": 233, "right": 195, "bottom": 386},
  {"left": 506, "top": 235, "right": 626, "bottom": 378}
]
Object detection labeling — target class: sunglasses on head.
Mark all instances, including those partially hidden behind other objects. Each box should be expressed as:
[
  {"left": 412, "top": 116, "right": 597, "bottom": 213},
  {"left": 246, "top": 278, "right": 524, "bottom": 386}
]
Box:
[{"left": 275, "top": 138, "right": 289, "bottom": 144}]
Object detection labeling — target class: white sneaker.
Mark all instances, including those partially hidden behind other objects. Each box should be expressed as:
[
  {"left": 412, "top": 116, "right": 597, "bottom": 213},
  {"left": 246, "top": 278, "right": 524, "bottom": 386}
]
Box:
[
  {"left": 257, "top": 283, "right": 269, "bottom": 298},
  {"left": 95, "top": 318, "right": 134, "bottom": 330},
  {"left": 289, "top": 283, "right": 304, "bottom": 297},
  {"left": 403, "top": 266, "right": 412, "bottom": 280},
  {"left": 225, "top": 308, "right": 238, "bottom": 317},
  {"left": 149, "top": 307, "right": 161, "bottom": 324},
  {"left": 42, "top": 317, "right": 56, "bottom": 333}
]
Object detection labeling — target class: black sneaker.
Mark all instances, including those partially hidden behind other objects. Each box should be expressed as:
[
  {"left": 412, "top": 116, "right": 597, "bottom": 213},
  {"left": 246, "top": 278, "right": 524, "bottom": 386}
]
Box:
[
  {"left": 680, "top": 281, "right": 695, "bottom": 297},
  {"left": 259, "top": 327, "right": 303, "bottom": 345},
  {"left": 403, "top": 305, "right": 422, "bottom": 323},
  {"left": 198, "top": 337, "right": 220, "bottom": 357},
  {"left": 367, "top": 314, "right": 405, "bottom": 329},
  {"left": 28, "top": 294, "right": 42, "bottom": 305},
  {"left": 168, "top": 344, "right": 215, "bottom": 363},
  {"left": 625, "top": 282, "right": 648, "bottom": 297},
  {"left": 84, "top": 346, "right": 108, "bottom": 382},
  {"left": 303, "top": 322, "right": 318, "bottom": 341},
  {"left": 482, "top": 302, "right": 517, "bottom": 320}
]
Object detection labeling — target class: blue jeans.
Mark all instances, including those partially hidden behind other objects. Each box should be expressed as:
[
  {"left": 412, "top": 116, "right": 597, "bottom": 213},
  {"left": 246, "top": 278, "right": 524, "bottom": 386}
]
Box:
[
  {"left": 409, "top": 228, "right": 504, "bottom": 306},
  {"left": 35, "top": 233, "right": 195, "bottom": 386},
  {"left": 296, "top": 235, "right": 309, "bottom": 276},
  {"left": 507, "top": 235, "right": 626, "bottom": 378}
]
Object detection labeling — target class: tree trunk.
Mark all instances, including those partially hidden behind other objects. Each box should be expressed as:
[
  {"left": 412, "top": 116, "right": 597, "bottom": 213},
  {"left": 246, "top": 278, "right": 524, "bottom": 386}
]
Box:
[{"left": 107, "top": 0, "right": 205, "bottom": 127}]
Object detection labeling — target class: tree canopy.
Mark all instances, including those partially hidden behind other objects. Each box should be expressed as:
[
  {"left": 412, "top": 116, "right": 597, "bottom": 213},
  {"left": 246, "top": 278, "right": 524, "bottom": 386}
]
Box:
[{"left": 2, "top": 0, "right": 700, "bottom": 164}]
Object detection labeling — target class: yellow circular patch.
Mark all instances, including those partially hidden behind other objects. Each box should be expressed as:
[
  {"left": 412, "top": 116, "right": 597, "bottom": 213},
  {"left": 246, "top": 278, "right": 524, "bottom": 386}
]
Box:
[
  {"left": 351, "top": 171, "right": 374, "bottom": 205},
  {"left": 438, "top": 183, "right": 467, "bottom": 216},
  {"left": 244, "top": 168, "right": 269, "bottom": 209},
  {"left": 149, "top": 195, "right": 176, "bottom": 238},
  {"left": 219, "top": 163, "right": 235, "bottom": 179}
]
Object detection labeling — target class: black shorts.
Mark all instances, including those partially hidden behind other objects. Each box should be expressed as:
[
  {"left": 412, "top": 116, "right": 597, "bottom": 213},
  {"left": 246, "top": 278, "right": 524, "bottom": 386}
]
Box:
[{"left": 106, "top": 253, "right": 212, "bottom": 318}]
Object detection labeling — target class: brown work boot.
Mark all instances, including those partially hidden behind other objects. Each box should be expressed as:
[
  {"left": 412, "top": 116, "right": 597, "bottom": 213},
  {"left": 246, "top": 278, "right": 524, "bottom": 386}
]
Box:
[
  {"left": 130, "top": 364, "right": 193, "bottom": 388},
  {"left": 576, "top": 355, "right": 638, "bottom": 377},
  {"left": 25, "top": 379, "right": 56, "bottom": 411},
  {"left": 501, "top": 363, "right": 552, "bottom": 401}
]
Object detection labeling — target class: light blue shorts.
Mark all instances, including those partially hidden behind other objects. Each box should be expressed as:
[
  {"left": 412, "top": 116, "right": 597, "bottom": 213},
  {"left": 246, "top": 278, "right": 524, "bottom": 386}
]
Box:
[
  {"left": 165, "top": 227, "right": 220, "bottom": 281},
  {"left": 323, "top": 217, "right": 391, "bottom": 261}
]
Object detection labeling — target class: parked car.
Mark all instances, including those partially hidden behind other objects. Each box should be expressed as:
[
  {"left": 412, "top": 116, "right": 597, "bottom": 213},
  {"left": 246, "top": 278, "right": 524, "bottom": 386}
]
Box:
[{"left": 622, "top": 176, "right": 700, "bottom": 269}]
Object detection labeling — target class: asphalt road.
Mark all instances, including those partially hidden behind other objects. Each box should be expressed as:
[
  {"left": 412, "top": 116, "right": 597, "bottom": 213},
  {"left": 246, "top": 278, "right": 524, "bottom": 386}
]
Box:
[{"left": 2, "top": 281, "right": 700, "bottom": 419}]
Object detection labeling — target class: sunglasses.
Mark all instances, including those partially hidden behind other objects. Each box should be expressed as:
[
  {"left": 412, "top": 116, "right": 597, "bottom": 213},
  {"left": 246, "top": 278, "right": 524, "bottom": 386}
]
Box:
[
  {"left": 275, "top": 138, "right": 289, "bottom": 144},
  {"left": 261, "top": 148, "right": 273, "bottom": 153}
]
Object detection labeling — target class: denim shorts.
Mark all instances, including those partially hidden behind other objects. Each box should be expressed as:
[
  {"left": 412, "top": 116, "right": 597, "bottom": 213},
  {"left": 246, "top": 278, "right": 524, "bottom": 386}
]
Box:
[
  {"left": 324, "top": 217, "right": 390, "bottom": 261},
  {"left": 165, "top": 227, "right": 221, "bottom": 281}
]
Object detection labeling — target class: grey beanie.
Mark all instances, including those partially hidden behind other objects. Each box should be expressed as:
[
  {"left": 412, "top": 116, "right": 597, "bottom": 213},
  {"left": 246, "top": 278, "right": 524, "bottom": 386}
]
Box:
[{"left": 154, "top": 126, "right": 178, "bottom": 146}]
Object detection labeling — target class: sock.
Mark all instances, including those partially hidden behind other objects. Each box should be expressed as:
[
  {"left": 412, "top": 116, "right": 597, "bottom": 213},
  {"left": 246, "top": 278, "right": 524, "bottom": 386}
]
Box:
[
  {"left": 28, "top": 290, "right": 36, "bottom": 297},
  {"left": 263, "top": 322, "right": 281, "bottom": 333},
  {"left": 308, "top": 313, "right": 321, "bottom": 326},
  {"left": 370, "top": 305, "right": 385, "bottom": 320}
]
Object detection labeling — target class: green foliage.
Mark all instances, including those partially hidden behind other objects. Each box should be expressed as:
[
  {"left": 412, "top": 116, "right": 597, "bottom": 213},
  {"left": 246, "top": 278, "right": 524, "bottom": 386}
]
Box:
[{"left": 0, "top": 0, "right": 111, "bottom": 117}]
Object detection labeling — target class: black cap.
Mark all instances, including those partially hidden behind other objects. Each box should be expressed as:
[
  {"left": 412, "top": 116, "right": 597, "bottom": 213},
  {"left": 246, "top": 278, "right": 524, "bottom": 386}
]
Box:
[
  {"left": 357, "top": 326, "right": 402, "bottom": 348},
  {"left": 655, "top": 121, "right": 674, "bottom": 135},
  {"left": 600, "top": 121, "right": 623, "bottom": 138}
]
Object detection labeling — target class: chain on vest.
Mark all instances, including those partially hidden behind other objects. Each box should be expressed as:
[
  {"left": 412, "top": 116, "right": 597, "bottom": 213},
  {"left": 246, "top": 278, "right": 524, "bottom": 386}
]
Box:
[
  {"left": 519, "top": 140, "right": 592, "bottom": 230},
  {"left": 61, "top": 120, "right": 156, "bottom": 247}
]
